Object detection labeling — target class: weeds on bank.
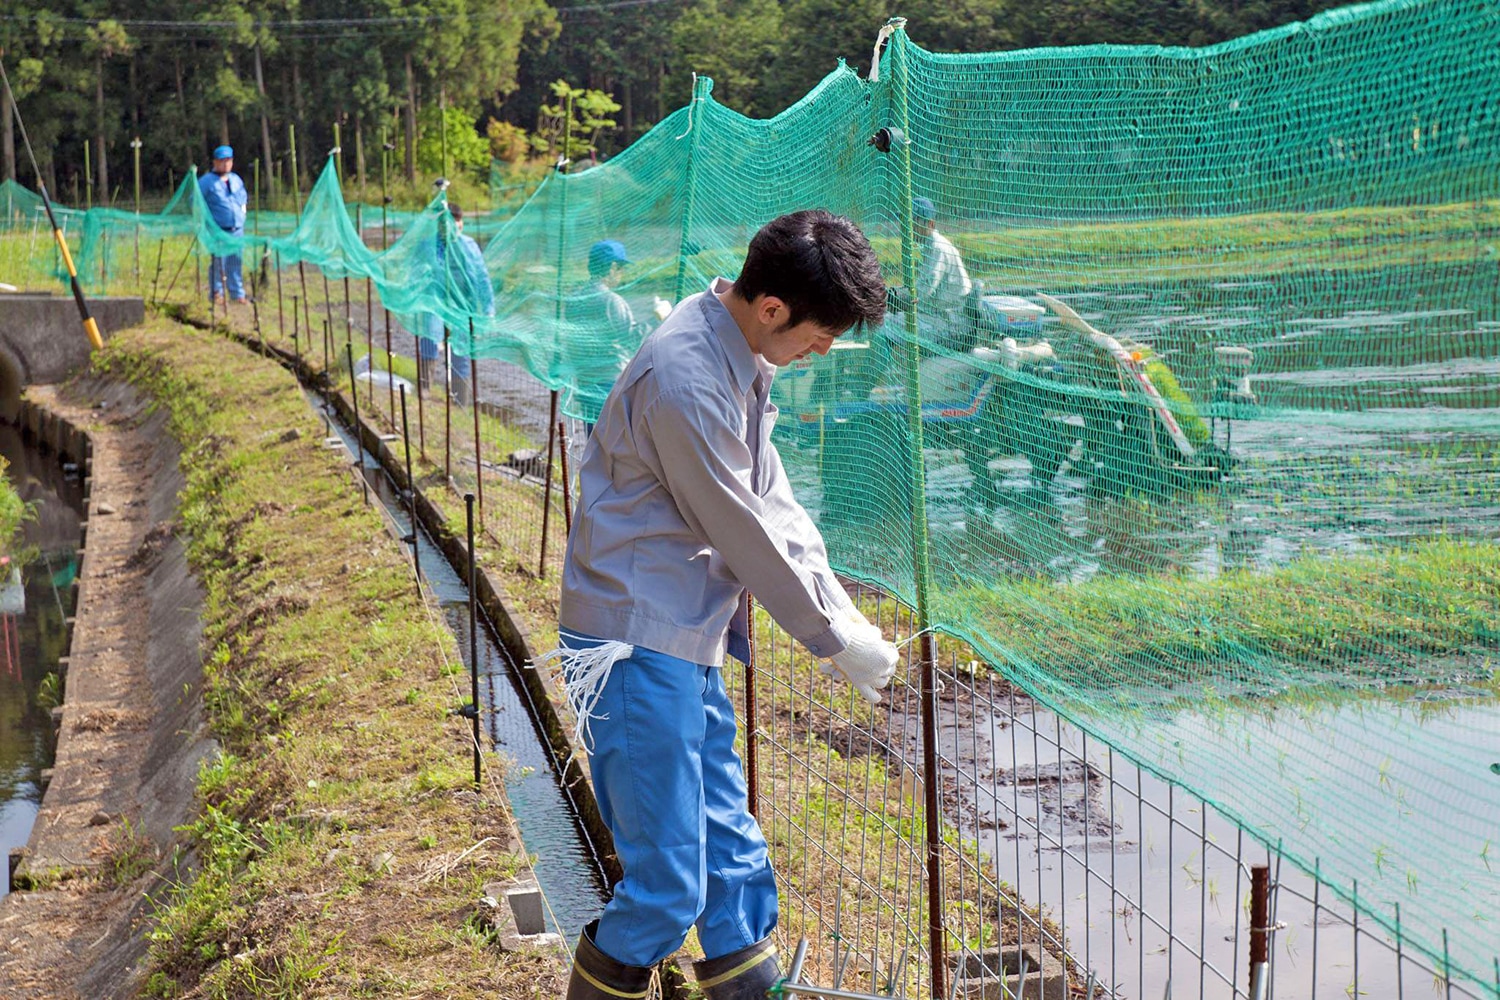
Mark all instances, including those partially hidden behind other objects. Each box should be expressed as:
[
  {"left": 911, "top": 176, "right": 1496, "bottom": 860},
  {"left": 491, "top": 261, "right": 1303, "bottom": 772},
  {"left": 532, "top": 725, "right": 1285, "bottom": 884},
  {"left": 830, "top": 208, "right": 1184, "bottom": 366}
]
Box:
[{"left": 89, "top": 317, "right": 559, "bottom": 998}]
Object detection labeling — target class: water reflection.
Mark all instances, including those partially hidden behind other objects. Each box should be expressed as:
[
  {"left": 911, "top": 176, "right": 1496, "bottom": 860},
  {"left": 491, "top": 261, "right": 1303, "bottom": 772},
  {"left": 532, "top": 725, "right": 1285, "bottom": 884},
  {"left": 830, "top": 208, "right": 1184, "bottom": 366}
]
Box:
[{"left": 0, "top": 422, "right": 83, "bottom": 897}]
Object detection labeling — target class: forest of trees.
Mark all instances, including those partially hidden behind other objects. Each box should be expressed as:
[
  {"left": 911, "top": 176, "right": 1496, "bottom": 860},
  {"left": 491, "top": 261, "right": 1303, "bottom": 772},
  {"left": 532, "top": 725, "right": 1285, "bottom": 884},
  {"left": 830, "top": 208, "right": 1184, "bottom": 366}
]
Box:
[{"left": 0, "top": 0, "right": 1348, "bottom": 204}]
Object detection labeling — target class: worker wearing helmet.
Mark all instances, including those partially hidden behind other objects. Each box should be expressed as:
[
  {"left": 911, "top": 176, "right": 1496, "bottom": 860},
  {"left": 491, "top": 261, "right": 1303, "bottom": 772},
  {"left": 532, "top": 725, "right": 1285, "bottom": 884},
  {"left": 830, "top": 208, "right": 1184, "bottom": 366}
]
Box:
[{"left": 198, "top": 145, "right": 248, "bottom": 304}]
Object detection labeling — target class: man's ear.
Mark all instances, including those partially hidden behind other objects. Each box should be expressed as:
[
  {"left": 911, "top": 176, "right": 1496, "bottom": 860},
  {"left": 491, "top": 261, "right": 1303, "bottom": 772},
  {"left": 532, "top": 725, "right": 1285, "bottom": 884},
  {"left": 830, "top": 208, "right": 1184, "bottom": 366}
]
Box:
[{"left": 755, "top": 295, "right": 787, "bottom": 327}]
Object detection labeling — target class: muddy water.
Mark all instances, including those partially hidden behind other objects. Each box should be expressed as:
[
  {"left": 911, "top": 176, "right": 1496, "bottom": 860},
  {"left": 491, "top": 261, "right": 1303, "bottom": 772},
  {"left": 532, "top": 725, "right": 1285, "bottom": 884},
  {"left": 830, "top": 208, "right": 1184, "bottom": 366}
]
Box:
[
  {"left": 311, "top": 395, "right": 608, "bottom": 941},
  {"left": 0, "top": 424, "right": 84, "bottom": 898},
  {"left": 920, "top": 686, "right": 1500, "bottom": 1000}
]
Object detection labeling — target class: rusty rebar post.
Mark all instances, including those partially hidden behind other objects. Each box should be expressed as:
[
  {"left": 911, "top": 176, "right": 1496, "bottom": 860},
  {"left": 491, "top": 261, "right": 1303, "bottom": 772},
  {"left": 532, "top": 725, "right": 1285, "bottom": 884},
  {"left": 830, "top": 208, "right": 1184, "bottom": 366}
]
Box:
[
  {"left": 538, "top": 390, "right": 560, "bottom": 578},
  {"left": 1249, "top": 865, "right": 1270, "bottom": 1000}
]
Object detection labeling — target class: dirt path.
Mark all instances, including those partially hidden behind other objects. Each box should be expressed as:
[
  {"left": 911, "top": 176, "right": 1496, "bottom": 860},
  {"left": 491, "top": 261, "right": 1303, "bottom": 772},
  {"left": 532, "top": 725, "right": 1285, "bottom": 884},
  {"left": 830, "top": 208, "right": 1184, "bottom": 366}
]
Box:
[{"left": 0, "top": 382, "right": 208, "bottom": 999}]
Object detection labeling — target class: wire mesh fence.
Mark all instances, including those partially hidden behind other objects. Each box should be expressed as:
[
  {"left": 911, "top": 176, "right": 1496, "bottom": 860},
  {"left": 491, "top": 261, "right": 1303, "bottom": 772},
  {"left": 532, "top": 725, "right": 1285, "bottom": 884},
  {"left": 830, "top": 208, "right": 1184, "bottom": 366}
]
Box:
[{"left": 7, "top": 1, "right": 1499, "bottom": 996}]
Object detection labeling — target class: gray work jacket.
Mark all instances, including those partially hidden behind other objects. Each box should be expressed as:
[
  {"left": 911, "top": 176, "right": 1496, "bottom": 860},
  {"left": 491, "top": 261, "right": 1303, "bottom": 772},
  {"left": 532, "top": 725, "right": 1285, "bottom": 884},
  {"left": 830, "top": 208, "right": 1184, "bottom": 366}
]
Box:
[{"left": 559, "top": 278, "right": 854, "bottom": 666}]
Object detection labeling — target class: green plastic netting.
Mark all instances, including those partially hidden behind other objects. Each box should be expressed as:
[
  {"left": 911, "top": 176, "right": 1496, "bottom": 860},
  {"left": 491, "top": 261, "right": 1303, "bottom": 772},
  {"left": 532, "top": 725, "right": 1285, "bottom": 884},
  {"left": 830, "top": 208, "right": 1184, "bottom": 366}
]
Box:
[{"left": 12, "top": 0, "right": 1499, "bottom": 990}]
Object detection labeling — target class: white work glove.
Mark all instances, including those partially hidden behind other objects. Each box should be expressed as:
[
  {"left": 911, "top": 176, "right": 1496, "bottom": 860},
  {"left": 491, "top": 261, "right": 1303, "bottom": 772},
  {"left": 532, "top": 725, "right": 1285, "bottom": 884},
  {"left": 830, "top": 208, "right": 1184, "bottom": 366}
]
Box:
[{"left": 820, "top": 615, "right": 899, "bottom": 704}]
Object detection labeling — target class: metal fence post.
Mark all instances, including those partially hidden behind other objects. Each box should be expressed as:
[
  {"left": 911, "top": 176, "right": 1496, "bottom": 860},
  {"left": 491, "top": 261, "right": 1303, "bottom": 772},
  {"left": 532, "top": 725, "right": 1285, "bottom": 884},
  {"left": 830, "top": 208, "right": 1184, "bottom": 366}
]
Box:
[{"left": 887, "top": 21, "right": 945, "bottom": 998}]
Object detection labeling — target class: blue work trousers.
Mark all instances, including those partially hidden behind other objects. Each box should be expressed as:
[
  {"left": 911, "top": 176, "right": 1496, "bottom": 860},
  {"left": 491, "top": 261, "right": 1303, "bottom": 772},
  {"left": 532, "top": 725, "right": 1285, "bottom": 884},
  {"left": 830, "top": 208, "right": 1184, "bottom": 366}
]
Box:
[
  {"left": 417, "top": 313, "right": 472, "bottom": 381},
  {"left": 208, "top": 253, "right": 244, "bottom": 300},
  {"left": 570, "top": 636, "right": 778, "bottom": 967}
]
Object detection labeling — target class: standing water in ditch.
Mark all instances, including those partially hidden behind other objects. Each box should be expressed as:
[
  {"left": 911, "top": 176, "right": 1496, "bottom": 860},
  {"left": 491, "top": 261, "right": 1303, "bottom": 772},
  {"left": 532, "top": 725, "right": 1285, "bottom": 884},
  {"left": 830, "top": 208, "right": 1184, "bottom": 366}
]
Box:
[
  {"left": 0, "top": 422, "right": 83, "bottom": 899},
  {"left": 310, "top": 392, "right": 608, "bottom": 941}
]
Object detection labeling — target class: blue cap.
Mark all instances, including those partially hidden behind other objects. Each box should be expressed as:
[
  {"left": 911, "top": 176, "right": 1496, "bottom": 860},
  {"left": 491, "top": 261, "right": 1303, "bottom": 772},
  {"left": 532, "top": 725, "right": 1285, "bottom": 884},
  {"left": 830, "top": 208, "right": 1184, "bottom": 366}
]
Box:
[
  {"left": 589, "top": 239, "right": 630, "bottom": 273},
  {"left": 913, "top": 196, "right": 936, "bottom": 221},
  {"left": 212, "top": 145, "right": 234, "bottom": 160}
]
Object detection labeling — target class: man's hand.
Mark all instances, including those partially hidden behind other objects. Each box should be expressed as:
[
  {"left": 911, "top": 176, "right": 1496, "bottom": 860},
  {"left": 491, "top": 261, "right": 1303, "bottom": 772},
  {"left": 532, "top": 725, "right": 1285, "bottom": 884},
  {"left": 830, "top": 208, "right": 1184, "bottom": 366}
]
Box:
[{"left": 822, "top": 613, "right": 899, "bottom": 704}]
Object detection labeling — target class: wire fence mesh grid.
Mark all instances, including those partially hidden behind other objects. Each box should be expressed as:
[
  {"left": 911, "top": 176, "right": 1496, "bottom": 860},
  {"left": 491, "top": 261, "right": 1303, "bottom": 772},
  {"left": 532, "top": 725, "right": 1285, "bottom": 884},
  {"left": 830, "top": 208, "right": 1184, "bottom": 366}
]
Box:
[{"left": 5, "top": 1, "right": 1498, "bottom": 995}]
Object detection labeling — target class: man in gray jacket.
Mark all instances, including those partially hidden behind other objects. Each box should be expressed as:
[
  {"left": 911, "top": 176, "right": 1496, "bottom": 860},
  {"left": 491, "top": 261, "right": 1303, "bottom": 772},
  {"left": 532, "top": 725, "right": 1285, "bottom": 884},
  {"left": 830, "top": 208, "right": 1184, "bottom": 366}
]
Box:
[{"left": 551, "top": 210, "right": 899, "bottom": 999}]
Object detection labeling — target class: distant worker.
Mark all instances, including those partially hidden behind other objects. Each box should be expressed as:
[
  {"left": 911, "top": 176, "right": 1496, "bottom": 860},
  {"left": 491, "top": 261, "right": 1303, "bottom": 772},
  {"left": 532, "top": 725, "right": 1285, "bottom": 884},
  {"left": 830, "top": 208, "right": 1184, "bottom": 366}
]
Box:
[
  {"left": 567, "top": 239, "right": 642, "bottom": 428},
  {"left": 888, "top": 196, "right": 973, "bottom": 347},
  {"left": 549, "top": 211, "right": 899, "bottom": 1000},
  {"left": 198, "top": 145, "right": 248, "bottom": 305},
  {"left": 418, "top": 202, "right": 494, "bottom": 407}
]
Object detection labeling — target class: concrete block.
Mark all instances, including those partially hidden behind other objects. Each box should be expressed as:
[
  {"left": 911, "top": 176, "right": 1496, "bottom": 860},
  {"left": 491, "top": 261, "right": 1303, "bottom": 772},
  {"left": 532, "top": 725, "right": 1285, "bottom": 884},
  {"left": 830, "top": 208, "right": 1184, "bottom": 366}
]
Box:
[
  {"left": 480, "top": 877, "right": 564, "bottom": 954},
  {"left": 504, "top": 884, "right": 546, "bottom": 936},
  {"left": 949, "top": 946, "right": 1068, "bottom": 1000}
]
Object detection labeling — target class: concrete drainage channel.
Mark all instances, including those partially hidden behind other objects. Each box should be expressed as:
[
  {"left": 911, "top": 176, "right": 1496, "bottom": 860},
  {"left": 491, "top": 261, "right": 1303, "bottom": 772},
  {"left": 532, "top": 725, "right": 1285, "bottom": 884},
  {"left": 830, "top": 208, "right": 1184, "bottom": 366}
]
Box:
[
  {"left": 193, "top": 315, "right": 633, "bottom": 961},
  {"left": 308, "top": 387, "right": 612, "bottom": 941}
]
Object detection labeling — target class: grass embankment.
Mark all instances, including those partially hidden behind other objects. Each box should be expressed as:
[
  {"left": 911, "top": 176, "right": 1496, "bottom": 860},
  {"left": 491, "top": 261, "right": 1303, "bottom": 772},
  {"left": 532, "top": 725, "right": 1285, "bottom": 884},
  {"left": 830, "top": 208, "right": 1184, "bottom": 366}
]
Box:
[
  {"left": 945, "top": 536, "right": 1500, "bottom": 707},
  {"left": 93, "top": 317, "right": 563, "bottom": 998}
]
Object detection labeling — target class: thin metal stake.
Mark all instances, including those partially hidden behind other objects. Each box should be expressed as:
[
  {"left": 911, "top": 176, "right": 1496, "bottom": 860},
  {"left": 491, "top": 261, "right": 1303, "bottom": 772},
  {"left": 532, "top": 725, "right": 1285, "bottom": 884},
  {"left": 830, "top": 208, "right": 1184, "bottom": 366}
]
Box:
[
  {"left": 150, "top": 239, "right": 164, "bottom": 305},
  {"left": 539, "top": 389, "right": 560, "bottom": 578},
  {"left": 384, "top": 308, "right": 395, "bottom": 420},
  {"left": 365, "top": 277, "right": 375, "bottom": 409},
  {"left": 1395, "top": 903, "right": 1405, "bottom": 1000},
  {"left": 466, "top": 492, "right": 481, "bottom": 788},
  {"left": 416, "top": 334, "right": 428, "bottom": 461},
  {"left": 291, "top": 295, "right": 301, "bottom": 362},
  {"left": 558, "top": 419, "right": 573, "bottom": 533},
  {"left": 443, "top": 326, "right": 452, "bottom": 484},
  {"left": 1442, "top": 928, "right": 1452, "bottom": 1000},
  {"left": 399, "top": 385, "right": 421, "bottom": 581},
  {"left": 275, "top": 250, "right": 285, "bottom": 346},
  {"left": 347, "top": 342, "right": 369, "bottom": 505},
  {"left": 1311, "top": 860, "right": 1321, "bottom": 1000},
  {"left": 471, "top": 335, "right": 484, "bottom": 528}
]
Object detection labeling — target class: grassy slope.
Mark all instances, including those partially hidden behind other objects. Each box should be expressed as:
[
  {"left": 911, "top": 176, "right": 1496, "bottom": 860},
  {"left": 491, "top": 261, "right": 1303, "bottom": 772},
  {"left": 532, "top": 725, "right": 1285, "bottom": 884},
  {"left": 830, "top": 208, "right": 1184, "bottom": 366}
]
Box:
[
  {"left": 946, "top": 536, "right": 1500, "bottom": 705},
  {"left": 93, "top": 317, "right": 562, "bottom": 999}
]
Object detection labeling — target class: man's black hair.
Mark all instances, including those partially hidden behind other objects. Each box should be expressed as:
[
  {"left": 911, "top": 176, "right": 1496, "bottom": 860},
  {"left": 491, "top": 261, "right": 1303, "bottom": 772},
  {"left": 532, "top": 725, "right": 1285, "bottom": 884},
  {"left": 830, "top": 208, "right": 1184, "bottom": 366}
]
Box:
[
  {"left": 448, "top": 203, "right": 464, "bottom": 222},
  {"left": 733, "top": 210, "right": 886, "bottom": 333}
]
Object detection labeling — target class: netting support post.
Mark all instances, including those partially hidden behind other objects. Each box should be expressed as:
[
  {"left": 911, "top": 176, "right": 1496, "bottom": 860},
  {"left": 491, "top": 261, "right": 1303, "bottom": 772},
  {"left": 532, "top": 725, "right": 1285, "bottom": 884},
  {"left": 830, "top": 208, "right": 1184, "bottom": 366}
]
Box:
[
  {"left": 1249, "top": 865, "right": 1270, "bottom": 1000},
  {"left": 884, "top": 21, "right": 945, "bottom": 998},
  {"left": 471, "top": 319, "right": 484, "bottom": 530},
  {"left": 672, "top": 74, "right": 710, "bottom": 303},
  {"left": 540, "top": 112, "right": 574, "bottom": 580},
  {"left": 466, "top": 492, "right": 482, "bottom": 789},
  {"left": 130, "top": 136, "right": 141, "bottom": 284},
  {"left": 744, "top": 594, "right": 758, "bottom": 819}
]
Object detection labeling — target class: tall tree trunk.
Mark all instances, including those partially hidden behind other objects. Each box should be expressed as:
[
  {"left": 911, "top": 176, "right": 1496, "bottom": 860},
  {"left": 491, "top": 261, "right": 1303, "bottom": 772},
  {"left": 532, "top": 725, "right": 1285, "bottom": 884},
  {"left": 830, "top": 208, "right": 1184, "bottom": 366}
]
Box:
[
  {"left": 291, "top": 50, "right": 308, "bottom": 186},
  {"left": 95, "top": 53, "right": 110, "bottom": 205},
  {"left": 354, "top": 113, "right": 366, "bottom": 191},
  {"left": 129, "top": 54, "right": 139, "bottom": 132},
  {"left": 623, "top": 77, "right": 634, "bottom": 143},
  {"left": 2, "top": 68, "right": 15, "bottom": 183},
  {"left": 254, "top": 42, "right": 274, "bottom": 182},
  {"left": 404, "top": 52, "right": 417, "bottom": 182},
  {"left": 174, "top": 52, "right": 190, "bottom": 175}
]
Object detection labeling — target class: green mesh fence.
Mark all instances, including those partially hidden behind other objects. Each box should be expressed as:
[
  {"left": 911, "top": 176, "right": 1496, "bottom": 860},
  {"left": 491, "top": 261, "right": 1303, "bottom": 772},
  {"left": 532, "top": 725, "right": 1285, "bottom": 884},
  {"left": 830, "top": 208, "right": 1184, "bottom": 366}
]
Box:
[{"left": 20, "top": 0, "right": 1500, "bottom": 991}]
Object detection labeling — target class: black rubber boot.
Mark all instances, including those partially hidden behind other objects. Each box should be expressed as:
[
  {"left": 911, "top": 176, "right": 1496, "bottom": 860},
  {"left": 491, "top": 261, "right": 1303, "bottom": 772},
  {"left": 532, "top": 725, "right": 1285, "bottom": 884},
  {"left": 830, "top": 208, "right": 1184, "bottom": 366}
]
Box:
[
  {"left": 566, "top": 921, "right": 657, "bottom": 1000},
  {"left": 692, "top": 937, "right": 781, "bottom": 1000}
]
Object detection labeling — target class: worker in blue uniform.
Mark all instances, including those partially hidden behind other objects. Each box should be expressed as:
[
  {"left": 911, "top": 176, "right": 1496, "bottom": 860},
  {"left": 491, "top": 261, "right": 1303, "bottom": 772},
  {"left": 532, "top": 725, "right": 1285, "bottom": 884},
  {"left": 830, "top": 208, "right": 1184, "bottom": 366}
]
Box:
[
  {"left": 417, "top": 202, "right": 494, "bottom": 406},
  {"left": 548, "top": 210, "right": 900, "bottom": 999},
  {"left": 198, "top": 145, "right": 248, "bottom": 304}
]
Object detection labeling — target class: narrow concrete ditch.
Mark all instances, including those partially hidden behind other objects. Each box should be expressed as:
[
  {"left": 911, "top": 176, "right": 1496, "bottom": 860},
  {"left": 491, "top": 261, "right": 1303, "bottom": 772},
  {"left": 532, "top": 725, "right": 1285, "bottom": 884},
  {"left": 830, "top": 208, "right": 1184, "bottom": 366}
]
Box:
[{"left": 210, "top": 318, "right": 623, "bottom": 946}]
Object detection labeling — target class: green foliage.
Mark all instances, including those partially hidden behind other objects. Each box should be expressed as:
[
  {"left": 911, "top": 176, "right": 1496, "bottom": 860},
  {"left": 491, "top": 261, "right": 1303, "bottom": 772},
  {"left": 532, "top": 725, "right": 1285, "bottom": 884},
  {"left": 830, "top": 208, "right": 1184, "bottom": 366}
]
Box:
[
  {"left": 104, "top": 816, "right": 158, "bottom": 887},
  {"left": 529, "top": 80, "right": 620, "bottom": 162},
  {"left": 486, "top": 118, "right": 530, "bottom": 164},
  {"left": 415, "top": 106, "right": 491, "bottom": 180}
]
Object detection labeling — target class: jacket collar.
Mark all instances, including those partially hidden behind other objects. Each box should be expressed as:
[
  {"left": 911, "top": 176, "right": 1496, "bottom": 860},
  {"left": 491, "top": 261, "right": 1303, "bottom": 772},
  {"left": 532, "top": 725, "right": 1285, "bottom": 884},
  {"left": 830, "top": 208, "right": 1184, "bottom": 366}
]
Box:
[{"left": 702, "top": 277, "right": 760, "bottom": 396}]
